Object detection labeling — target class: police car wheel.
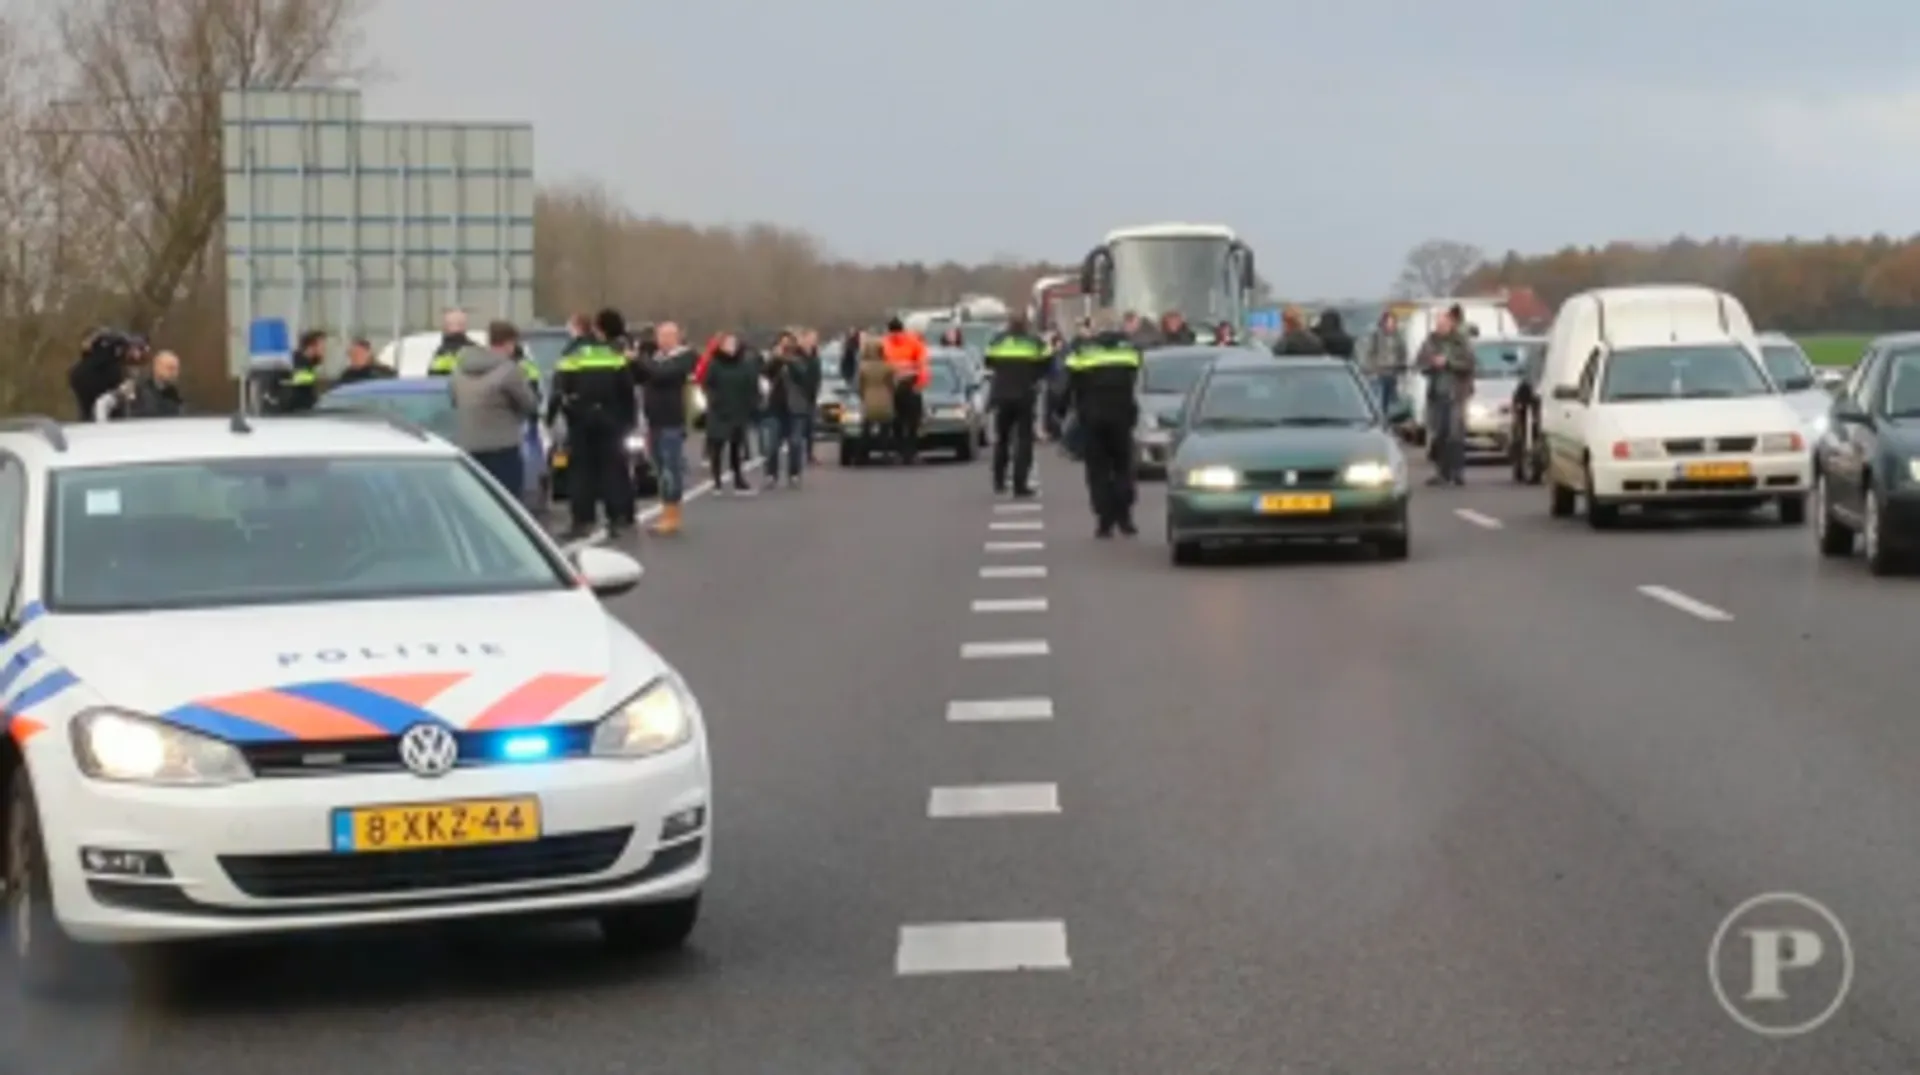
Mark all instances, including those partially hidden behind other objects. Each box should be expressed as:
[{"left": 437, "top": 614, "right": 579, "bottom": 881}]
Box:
[
  {"left": 599, "top": 894, "right": 699, "bottom": 954},
  {"left": 6, "top": 763, "right": 94, "bottom": 996}
]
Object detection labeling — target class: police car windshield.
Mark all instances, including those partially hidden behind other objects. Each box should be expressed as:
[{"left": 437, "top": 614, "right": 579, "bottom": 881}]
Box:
[
  {"left": 1192, "top": 366, "right": 1376, "bottom": 427},
  {"left": 47, "top": 456, "right": 568, "bottom": 612},
  {"left": 316, "top": 387, "right": 460, "bottom": 440}
]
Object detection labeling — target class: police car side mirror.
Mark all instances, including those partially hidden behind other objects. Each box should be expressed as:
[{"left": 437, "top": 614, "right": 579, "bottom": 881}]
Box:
[{"left": 573, "top": 546, "right": 643, "bottom": 597}]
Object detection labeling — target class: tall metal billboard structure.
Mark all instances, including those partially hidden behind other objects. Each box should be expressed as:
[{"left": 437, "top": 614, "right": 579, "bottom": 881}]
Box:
[{"left": 221, "top": 88, "right": 534, "bottom": 375}]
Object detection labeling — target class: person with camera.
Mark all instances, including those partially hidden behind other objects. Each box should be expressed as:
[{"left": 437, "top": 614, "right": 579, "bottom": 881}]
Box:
[{"left": 94, "top": 350, "right": 185, "bottom": 420}]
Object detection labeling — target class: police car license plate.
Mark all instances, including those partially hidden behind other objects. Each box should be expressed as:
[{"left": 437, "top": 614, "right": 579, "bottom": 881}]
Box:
[{"left": 333, "top": 797, "right": 540, "bottom": 853}]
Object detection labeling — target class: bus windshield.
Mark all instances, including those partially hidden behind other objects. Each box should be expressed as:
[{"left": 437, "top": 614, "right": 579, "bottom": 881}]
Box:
[{"left": 1109, "top": 236, "right": 1237, "bottom": 325}]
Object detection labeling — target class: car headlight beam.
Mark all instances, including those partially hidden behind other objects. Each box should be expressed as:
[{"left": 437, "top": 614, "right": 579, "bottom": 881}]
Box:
[
  {"left": 1182, "top": 465, "right": 1240, "bottom": 489},
  {"left": 591, "top": 677, "right": 695, "bottom": 758},
  {"left": 70, "top": 709, "right": 253, "bottom": 786}
]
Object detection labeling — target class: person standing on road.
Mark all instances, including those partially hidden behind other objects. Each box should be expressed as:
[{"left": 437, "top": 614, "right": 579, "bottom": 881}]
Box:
[
  {"left": 1313, "top": 310, "right": 1355, "bottom": 359},
  {"left": 983, "top": 314, "right": 1049, "bottom": 497},
  {"left": 1273, "top": 308, "right": 1326, "bottom": 356},
  {"left": 1363, "top": 311, "right": 1409, "bottom": 414},
  {"left": 449, "top": 320, "right": 539, "bottom": 497},
  {"left": 549, "top": 309, "right": 638, "bottom": 539},
  {"left": 796, "top": 328, "right": 824, "bottom": 463},
  {"left": 699, "top": 332, "right": 759, "bottom": 494},
  {"left": 633, "top": 321, "right": 696, "bottom": 534},
  {"left": 1055, "top": 314, "right": 1144, "bottom": 537},
  {"left": 759, "top": 331, "right": 809, "bottom": 489},
  {"left": 855, "top": 338, "right": 896, "bottom": 458},
  {"left": 1419, "top": 305, "right": 1477, "bottom": 487},
  {"left": 1159, "top": 310, "right": 1197, "bottom": 345},
  {"left": 880, "top": 318, "right": 929, "bottom": 464},
  {"left": 427, "top": 308, "right": 470, "bottom": 375}
]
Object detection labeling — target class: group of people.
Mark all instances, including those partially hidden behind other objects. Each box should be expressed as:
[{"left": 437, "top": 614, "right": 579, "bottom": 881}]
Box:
[
  {"left": 1359, "top": 305, "right": 1479, "bottom": 486},
  {"left": 67, "top": 330, "right": 186, "bottom": 421}
]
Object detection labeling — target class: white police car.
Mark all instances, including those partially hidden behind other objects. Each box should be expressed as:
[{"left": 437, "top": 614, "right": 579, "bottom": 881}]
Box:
[{"left": 0, "top": 413, "right": 710, "bottom": 995}]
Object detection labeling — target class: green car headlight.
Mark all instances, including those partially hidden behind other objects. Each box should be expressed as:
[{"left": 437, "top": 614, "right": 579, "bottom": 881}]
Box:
[
  {"left": 1183, "top": 465, "right": 1240, "bottom": 490},
  {"left": 1343, "top": 461, "right": 1396, "bottom": 486}
]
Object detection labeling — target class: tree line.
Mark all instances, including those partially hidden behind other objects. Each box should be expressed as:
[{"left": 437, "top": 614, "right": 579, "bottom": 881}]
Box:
[{"left": 1450, "top": 236, "right": 1920, "bottom": 333}]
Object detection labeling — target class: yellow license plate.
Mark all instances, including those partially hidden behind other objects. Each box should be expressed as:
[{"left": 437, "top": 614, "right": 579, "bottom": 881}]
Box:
[
  {"left": 334, "top": 797, "right": 540, "bottom": 853},
  {"left": 1258, "top": 493, "right": 1332, "bottom": 513},
  {"left": 551, "top": 451, "right": 567, "bottom": 467},
  {"left": 1682, "top": 461, "right": 1750, "bottom": 480}
]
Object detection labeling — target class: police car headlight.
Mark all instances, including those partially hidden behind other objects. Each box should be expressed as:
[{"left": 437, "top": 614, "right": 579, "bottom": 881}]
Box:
[
  {"left": 1343, "top": 460, "right": 1396, "bottom": 486},
  {"left": 591, "top": 677, "right": 694, "bottom": 758},
  {"left": 1182, "top": 465, "right": 1240, "bottom": 489},
  {"left": 71, "top": 708, "right": 252, "bottom": 785}
]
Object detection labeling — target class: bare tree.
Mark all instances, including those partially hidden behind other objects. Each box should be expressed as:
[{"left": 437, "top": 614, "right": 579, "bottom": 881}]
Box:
[{"left": 1394, "top": 239, "right": 1485, "bottom": 299}]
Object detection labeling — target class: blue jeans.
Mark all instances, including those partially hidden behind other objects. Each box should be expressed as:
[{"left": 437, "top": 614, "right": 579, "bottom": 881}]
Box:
[
  {"left": 1428, "top": 396, "right": 1466, "bottom": 480},
  {"left": 1376, "top": 373, "right": 1400, "bottom": 414},
  {"left": 648, "top": 425, "right": 687, "bottom": 504},
  {"left": 472, "top": 447, "right": 524, "bottom": 498},
  {"left": 761, "top": 413, "right": 805, "bottom": 480}
]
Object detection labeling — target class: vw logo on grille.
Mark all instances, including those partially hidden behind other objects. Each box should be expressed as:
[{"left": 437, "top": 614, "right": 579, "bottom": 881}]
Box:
[
  {"left": 398, "top": 723, "right": 458, "bottom": 777},
  {"left": 1284, "top": 470, "right": 1298, "bottom": 485}
]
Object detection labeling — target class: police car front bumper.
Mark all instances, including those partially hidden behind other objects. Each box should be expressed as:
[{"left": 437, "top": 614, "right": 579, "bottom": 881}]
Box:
[{"left": 34, "top": 737, "right": 710, "bottom": 944}]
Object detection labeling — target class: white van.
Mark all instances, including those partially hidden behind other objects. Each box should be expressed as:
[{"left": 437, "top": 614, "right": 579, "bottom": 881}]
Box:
[
  {"left": 1400, "top": 300, "right": 1521, "bottom": 434},
  {"left": 1537, "top": 285, "right": 1811, "bottom": 527}
]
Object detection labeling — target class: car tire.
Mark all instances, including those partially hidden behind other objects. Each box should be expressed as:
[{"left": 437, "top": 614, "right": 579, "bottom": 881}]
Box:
[
  {"left": 1170, "top": 540, "right": 1201, "bottom": 566},
  {"left": 1864, "top": 487, "right": 1904, "bottom": 576},
  {"left": 1583, "top": 463, "right": 1618, "bottom": 529},
  {"left": 1815, "top": 472, "right": 1855, "bottom": 557},
  {"left": 956, "top": 438, "right": 976, "bottom": 462},
  {"left": 6, "top": 763, "right": 97, "bottom": 997},
  {"left": 1548, "top": 475, "right": 1575, "bottom": 518},
  {"left": 838, "top": 442, "right": 858, "bottom": 468},
  {"left": 1376, "top": 533, "right": 1410, "bottom": 560},
  {"left": 600, "top": 894, "right": 699, "bottom": 955},
  {"left": 1777, "top": 494, "right": 1806, "bottom": 526}
]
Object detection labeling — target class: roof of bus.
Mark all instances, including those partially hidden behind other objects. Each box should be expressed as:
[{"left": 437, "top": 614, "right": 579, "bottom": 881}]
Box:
[{"left": 1104, "top": 223, "right": 1237, "bottom": 242}]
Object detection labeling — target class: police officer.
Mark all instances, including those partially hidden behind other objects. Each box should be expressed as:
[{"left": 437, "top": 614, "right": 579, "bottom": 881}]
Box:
[
  {"left": 427, "top": 308, "right": 470, "bottom": 375},
  {"left": 548, "top": 308, "right": 637, "bottom": 540},
  {"left": 1054, "top": 313, "right": 1144, "bottom": 537},
  {"left": 281, "top": 329, "right": 325, "bottom": 412},
  {"left": 982, "top": 314, "right": 1049, "bottom": 497}
]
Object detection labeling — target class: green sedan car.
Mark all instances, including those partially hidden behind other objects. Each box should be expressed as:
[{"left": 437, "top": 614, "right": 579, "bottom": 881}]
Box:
[{"left": 1165, "top": 354, "right": 1415, "bottom": 564}]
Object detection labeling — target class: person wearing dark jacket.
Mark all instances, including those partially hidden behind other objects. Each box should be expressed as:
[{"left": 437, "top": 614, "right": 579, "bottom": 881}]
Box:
[
  {"left": 1159, "top": 311, "right": 1198, "bottom": 345},
  {"left": 839, "top": 327, "right": 863, "bottom": 383},
  {"left": 335, "top": 338, "right": 393, "bottom": 383},
  {"left": 759, "top": 330, "right": 810, "bottom": 489},
  {"left": 699, "top": 332, "right": 760, "bottom": 494},
  {"left": 280, "top": 330, "right": 325, "bottom": 412},
  {"left": 426, "top": 308, "right": 470, "bottom": 375},
  {"left": 69, "top": 329, "right": 130, "bottom": 421},
  {"left": 634, "top": 321, "right": 696, "bottom": 534},
  {"left": 1273, "top": 308, "right": 1327, "bottom": 356},
  {"left": 1313, "top": 310, "right": 1355, "bottom": 359},
  {"left": 982, "top": 314, "right": 1049, "bottom": 497},
  {"left": 1054, "top": 316, "right": 1144, "bottom": 536},
  {"left": 97, "top": 350, "right": 186, "bottom": 419},
  {"left": 796, "top": 329, "right": 825, "bottom": 462},
  {"left": 549, "top": 309, "right": 639, "bottom": 539}
]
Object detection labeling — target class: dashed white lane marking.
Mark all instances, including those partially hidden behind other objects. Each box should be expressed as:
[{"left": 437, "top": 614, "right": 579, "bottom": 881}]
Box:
[
  {"left": 946, "top": 697, "right": 1053, "bottom": 722},
  {"left": 928, "top": 783, "right": 1060, "bottom": 818},
  {"left": 994, "top": 503, "right": 1044, "bottom": 513},
  {"left": 962, "top": 639, "right": 1049, "bottom": 658},
  {"left": 1453, "top": 508, "right": 1503, "bottom": 529},
  {"left": 979, "top": 565, "right": 1046, "bottom": 579},
  {"left": 895, "top": 921, "right": 1070, "bottom": 975},
  {"left": 1637, "top": 584, "right": 1733, "bottom": 622},
  {"left": 971, "top": 597, "right": 1047, "bottom": 613},
  {"left": 990, "top": 520, "right": 1044, "bottom": 531},
  {"left": 985, "top": 540, "right": 1044, "bottom": 552}
]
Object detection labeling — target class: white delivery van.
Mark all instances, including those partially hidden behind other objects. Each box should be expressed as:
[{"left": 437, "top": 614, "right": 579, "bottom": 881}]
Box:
[
  {"left": 1401, "top": 299, "right": 1522, "bottom": 434},
  {"left": 1536, "top": 285, "right": 1811, "bottom": 528}
]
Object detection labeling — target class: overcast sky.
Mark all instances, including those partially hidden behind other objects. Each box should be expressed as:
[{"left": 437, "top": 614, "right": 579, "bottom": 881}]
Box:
[{"left": 362, "top": 0, "right": 1920, "bottom": 295}]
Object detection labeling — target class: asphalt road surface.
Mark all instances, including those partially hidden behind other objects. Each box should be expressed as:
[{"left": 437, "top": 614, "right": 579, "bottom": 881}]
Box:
[{"left": 9, "top": 444, "right": 1920, "bottom": 1074}]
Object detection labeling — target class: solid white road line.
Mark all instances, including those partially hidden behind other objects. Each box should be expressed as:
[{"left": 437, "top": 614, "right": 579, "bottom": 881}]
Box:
[
  {"left": 989, "top": 520, "right": 1044, "bottom": 531},
  {"left": 962, "top": 639, "right": 1049, "bottom": 658},
  {"left": 979, "top": 565, "right": 1046, "bottom": 579},
  {"left": 895, "top": 921, "right": 1070, "bottom": 975},
  {"left": 985, "top": 540, "right": 1044, "bottom": 552},
  {"left": 994, "top": 503, "right": 1044, "bottom": 513},
  {"left": 1636, "top": 585, "right": 1733, "bottom": 622},
  {"left": 927, "top": 783, "right": 1060, "bottom": 818},
  {"left": 631, "top": 454, "right": 766, "bottom": 526},
  {"left": 1453, "top": 508, "right": 1503, "bottom": 529},
  {"left": 971, "top": 597, "right": 1047, "bottom": 613},
  {"left": 946, "top": 697, "right": 1053, "bottom": 722}
]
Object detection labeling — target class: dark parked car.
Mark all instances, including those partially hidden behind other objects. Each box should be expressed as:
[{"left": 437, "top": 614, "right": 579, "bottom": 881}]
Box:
[{"left": 1814, "top": 334, "right": 1920, "bottom": 573}]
